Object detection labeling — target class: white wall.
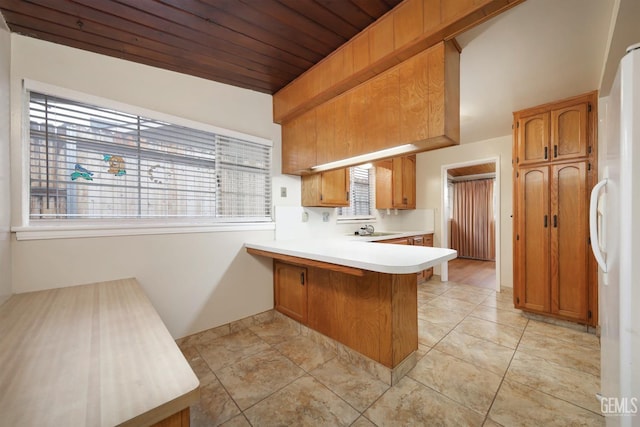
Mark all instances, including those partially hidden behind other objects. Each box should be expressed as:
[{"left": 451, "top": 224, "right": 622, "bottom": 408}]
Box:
[
  {"left": 9, "top": 35, "right": 278, "bottom": 337},
  {"left": 0, "top": 20, "right": 11, "bottom": 305},
  {"left": 416, "top": 135, "right": 514, "bottom": 288}
]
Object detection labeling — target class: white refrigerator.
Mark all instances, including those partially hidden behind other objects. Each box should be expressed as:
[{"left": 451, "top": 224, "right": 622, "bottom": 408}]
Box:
[{"left": 591, "top": 43, "right": 640, "bottom": 425}]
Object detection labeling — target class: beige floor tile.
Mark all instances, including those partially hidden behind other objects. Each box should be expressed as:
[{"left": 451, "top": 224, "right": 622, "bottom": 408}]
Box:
[
  {"left": 248, "top": 317, "right": 300, "bottom": 345},
  {"left": 417, "top": 289, "right": 440, "bottom": 304},
  {"left": 418, "top": 305, "right": 467, "bottom": 328},
  {"left": 244, "top": 376, "right": 359, "bottom": 427},
  {"left": 187, "top": 352, "right": 217, "bottom": 386},
  {"left": 443, "top": 287, "right": 492, "bottom": 304},
  {"left": 489, "top": 380, "right": 605, "bottom": 427},
  {"left": 351, "top": 416, "right": 377, "bottom": 426},
  {"left": 418, "top": 318, "right": 453, "bottom": 347},
  {"left": 178, "top": 324, "right": 231, "bottom": 348},
  {"left": 483, "top": 418, "right": 504, "bottom": 427},
  {"left": 197, "top": 329, "right": 271, "bottom": 372},
  {"left": 469, "top": 305, "right": 529, "bottom": 330},
  {"left": 216, "top": 348, "right": 304, "bottom": 410},
  {"left": 310, "top": 357, "right": 389, "bottom": 412},
  {"left": 275, "top": 334, "right": 336, "bottom": 372},
  {"left": 416, "top": 344, "right": 431, "bottom": 360},
  {"left": 424, "top": 295, "right": 480, "bottom": 315},
  {"left": 455, "top": 317, "right": 524, "bottom": 349},
  {"left": 435, "top": 330, "right": 515, "bottom": 376},
  {"left": 364, "top": 376, "right": 485, "bottom": 426},
  {"left": 418, "top": 281, "right": 454, "bottom": 295},
  {"left": 525, "top": 319, "right": 600, "bottom": 349},
  {"left": 506, "top": 351, "right": 601, "bottom": 414},
  {"left": 452, "top": 283, "right": 496, "bottom": 295},
  {"left": 190, "top": 376, "right": 241, "bottom": 427},
  {"left": 218, "top": 414, "right": 251, "bottom": 427},
  {"left": 518, "top": 330, "right": 600, "bottom": 376},
  {"left": 480, "top": 293, "right": 521, "bottom": 313},
  {"left": 408, "top": 348, "right": 503, "bottom": 415}
]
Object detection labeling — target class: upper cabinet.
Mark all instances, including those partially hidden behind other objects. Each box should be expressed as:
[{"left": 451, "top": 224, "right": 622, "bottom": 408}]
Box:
[
  {"left": 281, "top": 41, "right": 459, "bottom": 175},
  {"left": 514, "top": 92, "right": 594, "bottom": 167},
  {"left": 376, "top": 155, "right": 416, "bottom": 210},
  {"left": 301, "top": 168, "right": 350, "bottom": 207},
  {"left": 273, "top": 0, "right": 524, "bottom": 123}
]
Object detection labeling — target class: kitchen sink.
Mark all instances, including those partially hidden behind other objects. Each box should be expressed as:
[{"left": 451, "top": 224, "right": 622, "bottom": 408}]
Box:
[{"left": 354, "top": 232, "right": 397, "bottom": 237}]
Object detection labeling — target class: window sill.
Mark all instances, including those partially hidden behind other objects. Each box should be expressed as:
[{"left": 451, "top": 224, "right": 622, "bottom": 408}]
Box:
[{"left": 12, "top": 221, "right": 275, "bottom": 241}]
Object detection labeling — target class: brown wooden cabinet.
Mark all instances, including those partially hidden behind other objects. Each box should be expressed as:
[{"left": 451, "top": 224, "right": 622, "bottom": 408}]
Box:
[
  {"left": 280, "top": 42, "right": 459, "bottom": 175},
  {"left": 376, "top": 155, "right": 416, "bottom": 210},
  {"left": 377, "top": 233, "right": 434, "bottom": 282},
  {"left": 274, "top": 261, "right": 308, "bottom": 324},
  {"left": 513, "top": 91, "right": 597, "bottom": 325},
  {"left": 515, "top": 94, "right": 591, "bottom": 167},
  {"left": 301, "top": 168, "right": 350, "bottom": 207},
  {"left": 281, "top": 109, "right": 316, "bottom": 175}
]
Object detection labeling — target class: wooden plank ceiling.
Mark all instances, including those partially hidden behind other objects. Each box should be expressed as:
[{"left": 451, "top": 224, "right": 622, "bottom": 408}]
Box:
[{"left": 0, "top": 0, "right": 403, "bottom": 94}]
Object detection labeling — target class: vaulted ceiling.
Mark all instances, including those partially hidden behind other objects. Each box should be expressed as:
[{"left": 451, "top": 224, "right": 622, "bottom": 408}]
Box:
[{"left": 0, "top": 0, "right": 402, "bottom": 94}]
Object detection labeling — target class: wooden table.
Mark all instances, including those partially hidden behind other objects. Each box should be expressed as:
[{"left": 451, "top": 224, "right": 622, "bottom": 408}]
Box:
[{"left": 0, "top": 278, "right": 199, "bottom": 427}]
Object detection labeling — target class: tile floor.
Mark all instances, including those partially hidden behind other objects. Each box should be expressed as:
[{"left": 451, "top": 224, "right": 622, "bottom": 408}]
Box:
[{"left": 177, "top": 278, "right": 603, "bottom": 426}]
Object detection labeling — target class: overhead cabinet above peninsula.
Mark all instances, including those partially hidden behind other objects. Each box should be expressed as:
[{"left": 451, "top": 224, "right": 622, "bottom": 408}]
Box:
[{"left": 280, "top": 41, "right": 460, "bottom": 175}]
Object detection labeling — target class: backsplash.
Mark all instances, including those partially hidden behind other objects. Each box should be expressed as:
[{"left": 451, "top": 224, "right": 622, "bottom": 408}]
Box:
[{"left": 274, "top": 206, "right": 434, "bottom": 241}]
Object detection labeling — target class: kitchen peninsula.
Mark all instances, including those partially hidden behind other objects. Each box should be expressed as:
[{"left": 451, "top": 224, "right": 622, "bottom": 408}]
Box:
[{"left": 245, "top": 235, "right": 456, "bottom": 383}]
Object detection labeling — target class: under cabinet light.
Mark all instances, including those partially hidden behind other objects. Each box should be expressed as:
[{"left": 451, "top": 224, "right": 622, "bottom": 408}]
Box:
[{"left": 310, "top": 144, "right": 417, "bottom": 172}]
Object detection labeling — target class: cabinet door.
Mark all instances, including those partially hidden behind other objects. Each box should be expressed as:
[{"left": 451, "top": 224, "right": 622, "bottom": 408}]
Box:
[
  {"left": 281, "top": 109, "right": 316, "bottom": 174},
  {"left": 392, "top": 156, "right": 416, "bottom": 209},
  {"left": 516, "top": 112, "right": 549, "bottom": 166},
  {"left": 551, "top": 102, "right": 588, "bottom": 161},
  {"left": 274, "top": 262, "right": 308, "bottom": 324},
  {"left": 515, "top": 166, "right": 550, "bottom": 312},
  {"left": 375, "top": 159, "right": 393, "bottom": 209},
  {"left": 423, "top": 234, "right": 434, "bottom": 280},
  {"left": 315, "top": 100, "right": 336, "bottom": 166},
  {"left": 301, "top": 169, "right": 350, "bottom": 207},
  {"left": 550, "top": 162, "right": 588, "bottom": 321},
  {"left": 321, "top": 169, "right": 350, "bottom": 206}
]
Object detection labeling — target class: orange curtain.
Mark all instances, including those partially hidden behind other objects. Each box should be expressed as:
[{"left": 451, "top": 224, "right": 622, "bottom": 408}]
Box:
[{"left": 450, "top": 179, "right": 495, "bottom": 261}]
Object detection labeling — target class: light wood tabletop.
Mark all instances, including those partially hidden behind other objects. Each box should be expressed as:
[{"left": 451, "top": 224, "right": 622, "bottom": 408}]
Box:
[{"left": 0, "top": 278, "right": 199, "bottom": 426}]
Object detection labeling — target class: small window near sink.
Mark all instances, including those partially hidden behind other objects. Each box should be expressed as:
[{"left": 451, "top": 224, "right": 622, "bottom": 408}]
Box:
[{"left": 337, "top": 165, "right": 375, "bottom": 221}]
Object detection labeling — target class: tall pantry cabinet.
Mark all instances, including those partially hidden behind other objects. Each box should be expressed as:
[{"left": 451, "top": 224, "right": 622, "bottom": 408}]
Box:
[{"left": 512, "top": 91, "right": 598, "bottom": 326}]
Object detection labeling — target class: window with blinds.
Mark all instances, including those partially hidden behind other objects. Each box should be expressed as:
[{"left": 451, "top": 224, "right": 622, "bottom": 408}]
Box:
[
  {"left": 337, "top": 166, "right": 375, "bottom": 219},
  {"left": 28, "top": 92, "right": 272, "bottom": 222}
]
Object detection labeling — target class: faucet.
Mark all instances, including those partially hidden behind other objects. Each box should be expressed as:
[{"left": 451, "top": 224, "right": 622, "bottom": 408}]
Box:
[{"left": 357, "top": 224, "right": 375, "bottom": 235}]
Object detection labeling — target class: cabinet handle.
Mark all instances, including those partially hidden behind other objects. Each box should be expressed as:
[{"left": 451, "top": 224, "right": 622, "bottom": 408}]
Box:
[
  {"left": 300, "top": 272, "right": 305, "bottom": 285},
  {"left": 554, "top": 145, "right": 558, "bottom": 157},
  {"left": 544, "top": 215, "right": 548, "bottom": 228},
  {"left": 544, "top": 147, "right": 548, "bottom": 159},
  {"left": 346, "top": 191, "right": 349, "bottom": 201},
  {"left": 403, "top": 197, "right": 407, "bottom": 204},
  {"left": 553, "top": 214, "right": 558, "bottom": 228}
]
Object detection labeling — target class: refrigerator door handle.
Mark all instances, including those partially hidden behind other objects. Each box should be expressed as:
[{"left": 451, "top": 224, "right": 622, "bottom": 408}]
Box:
[{"left": 589, "top": 178, "right": 608, "bottom": 273}]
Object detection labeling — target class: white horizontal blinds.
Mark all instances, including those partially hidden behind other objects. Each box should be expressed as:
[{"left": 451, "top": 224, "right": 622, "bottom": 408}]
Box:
[
  {"left": 28, "top": 91, "right": 271, "bottom": 221},
  {"left": 216, "top": 135, "right": 272, "bottom": 220},
  {"left": 338, "top": 166, "right": 374, "bottom": 217}
]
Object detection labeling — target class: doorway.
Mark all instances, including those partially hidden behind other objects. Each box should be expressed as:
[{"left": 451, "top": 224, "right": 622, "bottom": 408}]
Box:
[{"left": 441, "top": 158, "right": 501, "bottom": 292}]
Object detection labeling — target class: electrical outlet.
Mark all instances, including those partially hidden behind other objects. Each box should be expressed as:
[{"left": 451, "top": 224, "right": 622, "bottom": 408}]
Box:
[
  {"left": 280, "top": 187, "right": 287, "bottom": 197},
  {"left": 322, "top": 212, "right": 330, "bottom": 222},
  {"left": 301, "top": 211, "right": 309, "bottom": 222}
]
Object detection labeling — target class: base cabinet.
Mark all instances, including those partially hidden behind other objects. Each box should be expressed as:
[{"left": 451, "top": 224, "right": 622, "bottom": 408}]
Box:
[
  {"left": 273, "top": 261, "right": 417, "bottom": 368},
  {"left": 274, "top": 262, "right": 308, "bottom": 324},
  {"left": 377, "top": 233, "right": 434, "bottom": 282}
]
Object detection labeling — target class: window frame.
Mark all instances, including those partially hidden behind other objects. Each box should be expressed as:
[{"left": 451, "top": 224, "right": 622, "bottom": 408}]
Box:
[
  {"left": 336, "top": 165, "right": 376, "bottom": 223},
  {"left": 14, "top": 80, "right": 275, "bottom": 240}
]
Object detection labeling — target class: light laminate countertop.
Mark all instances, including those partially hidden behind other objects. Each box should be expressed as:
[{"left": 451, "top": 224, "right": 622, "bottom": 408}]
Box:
[
  {"left": 0, "top": 278, "right": 199, "bottom": 427},
  {"left": 245, "top": 233, "right": 457, "bottom": 274}
]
